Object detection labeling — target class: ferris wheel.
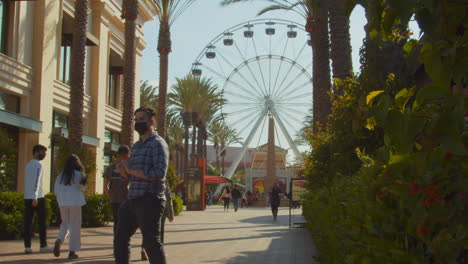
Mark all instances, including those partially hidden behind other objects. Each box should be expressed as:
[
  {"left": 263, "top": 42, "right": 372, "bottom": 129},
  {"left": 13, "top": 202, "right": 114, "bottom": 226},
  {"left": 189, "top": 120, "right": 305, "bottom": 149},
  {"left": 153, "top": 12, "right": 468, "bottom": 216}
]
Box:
[{"left": 191, "top": 19, "right": 313, "bottom": 179}]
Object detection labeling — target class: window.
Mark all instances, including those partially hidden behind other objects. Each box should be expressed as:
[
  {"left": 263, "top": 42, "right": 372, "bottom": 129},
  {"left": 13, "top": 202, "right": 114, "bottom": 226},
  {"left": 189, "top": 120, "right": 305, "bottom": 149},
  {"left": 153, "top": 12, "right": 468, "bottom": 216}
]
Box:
[
  {"left": 107, "top": 50, "right": 123, "bottom": 108},
  {"left": 0, "top": 90, "right": 20, "bottom": 113},
  {"left": 59, "top": 41, "right": 72, "bottom": 84},
  {"left": 104, "top": 129, "right": 120, "bottom": 145},
  {"left": 108, "top": 71, "right": 117, "bottom": 107},
  {"left": 53, "top": 111, "right": 68, "bottom": 128},
  {"left": 0, "top": 1, "right": 10, "bottom": 54}
]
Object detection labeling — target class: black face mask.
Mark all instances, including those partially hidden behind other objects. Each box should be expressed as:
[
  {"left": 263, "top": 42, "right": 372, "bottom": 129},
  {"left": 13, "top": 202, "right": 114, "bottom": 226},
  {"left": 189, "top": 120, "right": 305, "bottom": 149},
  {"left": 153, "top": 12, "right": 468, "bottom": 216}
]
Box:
[
  {"left": 134, "top": 121, "right": 150, "bottom": 135},
  {"left": 37, "top": 153, "right": 46, "bottom": 160}
]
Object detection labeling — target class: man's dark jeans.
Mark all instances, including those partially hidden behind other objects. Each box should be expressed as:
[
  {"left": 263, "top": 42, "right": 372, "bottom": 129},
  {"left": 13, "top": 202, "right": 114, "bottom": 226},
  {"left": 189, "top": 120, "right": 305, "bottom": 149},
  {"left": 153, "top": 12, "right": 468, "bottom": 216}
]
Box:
[
  {"left": 111, "top": 202, "right": 122, "bottom": 233},
  {"left": 114, "top": 194, "right": 166, "bottom": 264},
  {"left": 24, "top": 198, "right": 47, "bottom": 248}
]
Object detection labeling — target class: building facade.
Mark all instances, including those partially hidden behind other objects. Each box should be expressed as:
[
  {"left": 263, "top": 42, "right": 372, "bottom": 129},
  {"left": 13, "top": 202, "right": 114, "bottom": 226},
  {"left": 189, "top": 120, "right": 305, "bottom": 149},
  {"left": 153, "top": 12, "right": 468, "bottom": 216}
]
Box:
[{"left": 0, "top": 0, "right": 158, "bottom": 194}]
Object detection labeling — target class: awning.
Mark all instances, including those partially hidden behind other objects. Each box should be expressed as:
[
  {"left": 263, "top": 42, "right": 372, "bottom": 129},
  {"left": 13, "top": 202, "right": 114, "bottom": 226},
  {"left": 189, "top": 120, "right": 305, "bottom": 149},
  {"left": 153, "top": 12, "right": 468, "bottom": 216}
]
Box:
[
  {"left": 52, "top": 127, "right": 100, "bottom": 147},
  {"left": 205, "top": 175, "right": 232, "bottom": 184},
  {"left": 0, "top": 109, "right": 42, "bottom": 132}
]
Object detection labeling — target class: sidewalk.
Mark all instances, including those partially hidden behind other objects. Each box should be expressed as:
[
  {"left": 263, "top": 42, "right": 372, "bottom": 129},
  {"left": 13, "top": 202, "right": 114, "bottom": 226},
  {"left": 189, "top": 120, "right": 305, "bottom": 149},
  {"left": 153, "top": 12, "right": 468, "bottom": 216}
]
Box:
[{"left": 0, "top": 206, "right": 317, "bottom": 264}]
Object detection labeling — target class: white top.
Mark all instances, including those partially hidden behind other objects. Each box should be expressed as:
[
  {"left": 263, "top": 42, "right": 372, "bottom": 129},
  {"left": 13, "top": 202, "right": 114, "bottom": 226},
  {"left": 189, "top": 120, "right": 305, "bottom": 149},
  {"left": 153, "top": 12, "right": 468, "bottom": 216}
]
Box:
[
  {"left": 24, "top": 159, "right": 45, "bottom": 199},
  {"left": 222, "top": 189, "right": 232, "bottom": 199},
  {"left": 54, "top": 170, "right": 86, "bottom": 207}
]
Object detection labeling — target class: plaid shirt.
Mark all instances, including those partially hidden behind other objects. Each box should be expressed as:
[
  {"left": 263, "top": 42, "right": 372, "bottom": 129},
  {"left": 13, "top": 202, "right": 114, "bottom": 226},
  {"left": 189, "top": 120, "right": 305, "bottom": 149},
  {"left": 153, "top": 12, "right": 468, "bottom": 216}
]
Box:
[{"left": 127, "top": 132, "right": 168, "bottom": 200}]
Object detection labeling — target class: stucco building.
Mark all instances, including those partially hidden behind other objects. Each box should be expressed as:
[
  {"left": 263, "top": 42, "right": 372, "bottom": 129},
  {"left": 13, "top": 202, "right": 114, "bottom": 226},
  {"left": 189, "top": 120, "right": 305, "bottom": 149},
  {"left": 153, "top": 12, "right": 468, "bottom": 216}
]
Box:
[{"left": 0, "top": 0, "right": 158, "bottom": 194}]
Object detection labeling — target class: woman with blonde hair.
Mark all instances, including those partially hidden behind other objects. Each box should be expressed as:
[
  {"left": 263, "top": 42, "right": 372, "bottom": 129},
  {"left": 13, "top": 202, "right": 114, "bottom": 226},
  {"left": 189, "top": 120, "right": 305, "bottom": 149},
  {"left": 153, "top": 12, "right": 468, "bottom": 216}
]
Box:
[{"left": 53, "top": 154, "right": 87, "bottom": 260}]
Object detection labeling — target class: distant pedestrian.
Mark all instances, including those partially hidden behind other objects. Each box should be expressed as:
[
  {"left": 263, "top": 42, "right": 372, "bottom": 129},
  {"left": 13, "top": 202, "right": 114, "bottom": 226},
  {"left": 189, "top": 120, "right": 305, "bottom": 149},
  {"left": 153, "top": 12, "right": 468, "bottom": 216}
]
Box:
[
  {"left": 270, "top": 182, "right": 281, "bottom": 221},
  {"left": 231, "top": 186, "right": 241, "bottom": 212},
  {"left": 221, "top": 186, "right": 232, "bottom": 212},
  {"left": 241, "top": 191, "right": 248, "bottom": 208},
  {"left": 53, "top": 154, "right": 87, "bottom": 260},
  {"left": 23, "top": 144, "right": 52, "bottom": 254},
  {"left": 103, "top": 145, "right": 130, "bottom": 233}
]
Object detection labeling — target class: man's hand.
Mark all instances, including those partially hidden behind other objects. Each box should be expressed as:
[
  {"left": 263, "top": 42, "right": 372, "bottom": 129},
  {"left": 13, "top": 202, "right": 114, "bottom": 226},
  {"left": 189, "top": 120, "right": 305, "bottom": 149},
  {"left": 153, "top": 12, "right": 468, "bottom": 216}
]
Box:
[{"left": 32, "top": 199, "right": 38, "bottom": 207}]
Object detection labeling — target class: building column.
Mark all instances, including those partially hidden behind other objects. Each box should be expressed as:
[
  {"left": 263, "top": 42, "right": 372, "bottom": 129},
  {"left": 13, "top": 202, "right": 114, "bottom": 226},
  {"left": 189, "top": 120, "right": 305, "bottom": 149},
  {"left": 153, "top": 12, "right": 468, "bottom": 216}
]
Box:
[
  {"left": 88, "top": 2, "right": 109, "bottom": 194},
  {"left": 17, "top": 0, "right": 60, "bottom": 194}
]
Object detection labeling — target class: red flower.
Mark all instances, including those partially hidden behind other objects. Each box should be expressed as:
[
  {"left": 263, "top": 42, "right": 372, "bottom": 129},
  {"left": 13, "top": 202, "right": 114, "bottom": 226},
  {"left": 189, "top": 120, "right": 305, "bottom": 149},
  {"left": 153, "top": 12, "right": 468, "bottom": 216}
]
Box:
[
  {"left": 376, "top": 189, "right": 388, "bottom": 197},
  {"left": 426, "top": 185, "right": 440, "bottom": 197},
  {"left": 410, "top": 182, "right": 422, "bottom": 194},
  {"left": 416, "top": 224, "right": 428, "bottom": 237},
  {"left": 424, "top": 197, "right": 435, "bottom": 207},
  {"left": 445, "top": 151, "right": 453, "bottom": 160}
]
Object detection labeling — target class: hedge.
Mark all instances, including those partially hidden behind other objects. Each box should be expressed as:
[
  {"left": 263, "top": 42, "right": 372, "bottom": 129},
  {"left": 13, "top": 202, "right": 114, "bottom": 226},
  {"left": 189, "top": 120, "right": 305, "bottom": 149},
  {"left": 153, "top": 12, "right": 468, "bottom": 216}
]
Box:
[
  {"left": 0, "top": 192, "right": 112, "bottom": 240},
  {"left": 171, "top": 194, "right": 183, "bottom": 216}
]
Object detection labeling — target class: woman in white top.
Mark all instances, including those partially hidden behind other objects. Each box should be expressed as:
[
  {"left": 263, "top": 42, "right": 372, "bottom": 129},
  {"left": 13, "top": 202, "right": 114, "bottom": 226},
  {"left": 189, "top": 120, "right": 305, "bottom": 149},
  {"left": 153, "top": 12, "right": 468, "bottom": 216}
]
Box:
[
  {"left": 221, "top": 186, "right": 232, "bottom": 212},
  {"left": 53, "top": 154, "right": 87, "bottom": 260}
]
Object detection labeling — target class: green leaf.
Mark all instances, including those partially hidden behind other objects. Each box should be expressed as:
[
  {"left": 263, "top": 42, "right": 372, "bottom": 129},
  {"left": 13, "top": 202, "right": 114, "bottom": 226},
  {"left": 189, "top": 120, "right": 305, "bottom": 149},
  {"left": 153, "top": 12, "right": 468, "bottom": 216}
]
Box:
[{"left": 366, "top": 90, "right": 384, "bottom": 105}]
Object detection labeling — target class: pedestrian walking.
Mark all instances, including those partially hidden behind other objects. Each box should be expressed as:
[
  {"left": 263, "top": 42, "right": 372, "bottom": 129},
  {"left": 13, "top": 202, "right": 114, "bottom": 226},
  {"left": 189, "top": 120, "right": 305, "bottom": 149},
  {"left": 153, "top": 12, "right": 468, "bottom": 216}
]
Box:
[
  {"left": 53, "top": 154, "right": 87, "bottom": 260},
  {"left": 231, "top": 186, "right": 241, "bottom": 212},
  {"left": 114, "top": 106, "right": 168, "bottom": 264},
  {"left": 221, "top": 186, "right": 232, "bottom": 212},
  {"left": 270, "top": 182, "right": 281, "bottom": 221},
  {"left": 23, "top": 144, "right": 53, "bottom": 254},
  {"left": 241, "top": 191, "right": 248, "bottom": 208},
  {"left": 103, "top": 145, "right": 130, "bottom": 233}
]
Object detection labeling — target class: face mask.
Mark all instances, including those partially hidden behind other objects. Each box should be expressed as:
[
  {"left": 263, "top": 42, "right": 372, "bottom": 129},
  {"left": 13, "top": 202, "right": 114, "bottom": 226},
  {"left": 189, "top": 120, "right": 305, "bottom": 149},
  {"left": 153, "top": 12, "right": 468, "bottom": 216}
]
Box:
[
  {"left": 37, "top": 153, "right": 46, "bottom": 160},
  {"left": 134, "top": 121, "right": 149, "bottom": 135}
]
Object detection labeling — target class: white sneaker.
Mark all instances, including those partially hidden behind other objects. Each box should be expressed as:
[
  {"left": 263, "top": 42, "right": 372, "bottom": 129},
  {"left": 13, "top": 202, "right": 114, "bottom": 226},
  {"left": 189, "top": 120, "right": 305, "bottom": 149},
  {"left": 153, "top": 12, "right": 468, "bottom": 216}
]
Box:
[
  {"left": 39, "top": 246, "right": 53, "bottom": 253},
  {"left": 24, "top": 248, "right": 32, "bottom": 254}
]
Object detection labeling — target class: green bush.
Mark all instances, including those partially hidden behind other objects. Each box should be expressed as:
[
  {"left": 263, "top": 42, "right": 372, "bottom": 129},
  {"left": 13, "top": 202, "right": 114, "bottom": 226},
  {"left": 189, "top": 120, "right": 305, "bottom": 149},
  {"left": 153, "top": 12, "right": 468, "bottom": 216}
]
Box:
[
  {"left": 0, "top": 129, "right": 17, "bottom": 191},
  {"left": 171, "top": 194, "right": 183, "bottom": 216},
  {"left": 0, "top": 192, "right": 24, "bottom": 240},
  {"left": 82, "top": 194, "right": 112, "bottom": 227},
  {"left": 45, "top": 193, "right": 61, "bottom": 226}
]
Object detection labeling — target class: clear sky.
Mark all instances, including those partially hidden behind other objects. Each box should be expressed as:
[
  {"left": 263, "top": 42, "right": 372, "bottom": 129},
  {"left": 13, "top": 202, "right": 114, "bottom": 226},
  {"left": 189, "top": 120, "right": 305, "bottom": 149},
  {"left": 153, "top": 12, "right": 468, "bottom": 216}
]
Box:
[{"left": 140, "top": 1, "right": 368, "bottom": 84}]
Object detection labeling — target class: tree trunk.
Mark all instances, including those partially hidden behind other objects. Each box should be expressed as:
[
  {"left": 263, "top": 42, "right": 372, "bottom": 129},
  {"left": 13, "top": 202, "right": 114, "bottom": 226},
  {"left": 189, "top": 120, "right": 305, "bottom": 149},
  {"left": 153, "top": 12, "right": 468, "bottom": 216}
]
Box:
[
  {"left": 197, "top": 122, "right": 204, "bottom": 159},
  {"left": 191, "top": 125, "right": 197, "bottom": 166},
  {"left": 121, "top": 0, "right": 138, "bottom": 146},
  {"left": 157, "top": 21, "right": 172, "bottom": 138},
  {"left": 68, "top": 0, "right": 88, "bottom": 151},
  {"left": 221, "top": 152, "right": 225, "bottom": 175},
  {"left": 329, "top": 0, "right": 353, "bottom": 91},
  {"left": 307, "top": 2, "right": 332, "bottom": 132},
  {"left": 181, "top": 112, "right": 192, "bottom": 181}
]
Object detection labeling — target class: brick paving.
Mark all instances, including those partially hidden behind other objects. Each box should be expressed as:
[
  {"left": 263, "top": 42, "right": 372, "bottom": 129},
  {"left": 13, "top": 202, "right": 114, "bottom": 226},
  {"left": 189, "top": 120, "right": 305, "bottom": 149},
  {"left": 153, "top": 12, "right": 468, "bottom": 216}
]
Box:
[{"left": 0, "top": 206, "right": 317, "bottom": 264}]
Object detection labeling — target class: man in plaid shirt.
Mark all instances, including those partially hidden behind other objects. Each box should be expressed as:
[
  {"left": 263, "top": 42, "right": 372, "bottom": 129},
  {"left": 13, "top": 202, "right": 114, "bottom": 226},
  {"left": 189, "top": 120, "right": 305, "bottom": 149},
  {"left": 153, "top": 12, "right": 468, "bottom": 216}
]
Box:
[{"left": 114, "top": 106, "right": 168, "bottom": 264}]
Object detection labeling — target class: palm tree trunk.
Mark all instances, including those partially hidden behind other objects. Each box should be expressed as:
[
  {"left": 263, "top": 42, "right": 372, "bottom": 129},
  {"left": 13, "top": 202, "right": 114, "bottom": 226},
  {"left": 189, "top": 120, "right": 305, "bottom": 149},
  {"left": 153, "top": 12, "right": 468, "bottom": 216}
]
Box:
[
  {"left": 157, "top": 21, "right": 172, "bottom": 138},
  {"left": 121, "top": 0, "right": 138, "bottom": 146},
  {"left": 68, "top": 0, "right": 88, "bottom": 150},
  {"left": 197, "top": 122, "right": 204, "bottom": 159},
  {"left": 221, "top": 151, "right": 225, "bottom": 175},
  {"left": 307, "top": 2, "right": 332, "bottom": 131},
  {"left": 329, "top": 0, "right": 353, "bottom": 90},
  {"left": 181, "top": 112, "right": 192, "bottom": 180},
  {"left": 215, "top": 147, "right": 220, "bottom": 171},
  {"left": 191, "top": 125, "right": 197, "bottom": 166}
]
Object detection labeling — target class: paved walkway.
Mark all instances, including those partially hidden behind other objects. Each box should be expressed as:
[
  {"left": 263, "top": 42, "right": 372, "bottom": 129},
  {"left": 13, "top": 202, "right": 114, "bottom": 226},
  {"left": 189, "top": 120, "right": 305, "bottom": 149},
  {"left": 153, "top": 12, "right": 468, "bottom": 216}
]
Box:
[{"left": 0, "top": 206, "right": 317, "bottom": 264}]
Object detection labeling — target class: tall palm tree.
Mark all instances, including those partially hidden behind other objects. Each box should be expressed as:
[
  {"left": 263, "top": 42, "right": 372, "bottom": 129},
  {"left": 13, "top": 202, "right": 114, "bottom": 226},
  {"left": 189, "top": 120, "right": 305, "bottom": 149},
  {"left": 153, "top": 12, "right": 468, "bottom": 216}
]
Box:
[
  {"left": 217, "top": 124, "right": 239, "bottom": 175},
  {"left": 167, "top": 111, "right": 185, "bottom": 176},
  {"left": 140, "top": 80, "right": 159, "bottom": 108},
  {"left": 222, "top": 0, "right": 332, "bottom": 131},
  {"left": 120, "top": 0, "right": 139, "bottom": 146},
  {"left": 68, "top": 0, "right": 89, "bottom": 150},
  {"left": 329, "top": 0, "right": 353, "bottom": 85},
  {"left": 153, "top": 0, "right": 195, "bottom": 138},
  {"left": 169, "top": 75, "right": 225, "bottom": 164}
]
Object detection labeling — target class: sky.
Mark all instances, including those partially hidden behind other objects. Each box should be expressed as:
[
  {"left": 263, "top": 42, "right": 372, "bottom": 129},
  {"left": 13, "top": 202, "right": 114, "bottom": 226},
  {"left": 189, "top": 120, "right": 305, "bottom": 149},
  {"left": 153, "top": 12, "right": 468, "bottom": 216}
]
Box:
[
  {"left": 138, "top": 1, "right": 418, "bottom": 161},
  {"left": 140, "top": 1, "right": 368, "bottom": 84}
]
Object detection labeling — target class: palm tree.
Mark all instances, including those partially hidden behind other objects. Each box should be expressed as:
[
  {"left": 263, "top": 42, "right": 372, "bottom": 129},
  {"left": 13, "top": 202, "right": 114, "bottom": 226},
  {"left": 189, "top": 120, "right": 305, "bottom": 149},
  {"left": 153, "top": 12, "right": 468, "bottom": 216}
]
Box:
[
  {"left": 329, "top": 0, "right": 353, "bottom": 85},
  {"left": 222, "top": 0, "right": 332, "bottom": 131},
  {"left": 120, "top": 0, "right": 139, "bottom": 146},
  {"left": 167, "top": 112, "right": 185, "bottom": 176},
  {"left": 140, "top": 80, "right": 159, "bottom": 108},
  {"left": 68, "top": 0, "right": 89, "bottom": 150},
  {"left": 217, "top": 124, "right": 239, "bottom": 175},
  {"left": 153, "top": 0, "right": 195, "bottom": 138},
  {"left": 169, "top": 75, "right": 225, "bottom": 165},
  {"left": 168, "top": 75, "right": 199, "bottom": 170}
]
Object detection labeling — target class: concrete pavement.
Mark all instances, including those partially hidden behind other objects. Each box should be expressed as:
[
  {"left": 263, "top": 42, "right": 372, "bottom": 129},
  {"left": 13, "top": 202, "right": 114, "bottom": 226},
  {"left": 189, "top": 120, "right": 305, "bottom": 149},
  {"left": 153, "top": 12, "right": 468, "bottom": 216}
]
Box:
[{"left": 0, "top": 206, "right": 317, "bottom": 264}]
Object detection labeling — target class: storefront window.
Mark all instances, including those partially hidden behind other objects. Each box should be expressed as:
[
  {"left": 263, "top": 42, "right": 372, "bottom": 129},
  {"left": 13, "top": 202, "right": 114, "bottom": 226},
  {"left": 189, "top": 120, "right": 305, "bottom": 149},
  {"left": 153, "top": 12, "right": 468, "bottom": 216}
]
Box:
[
  {"left": 0, "top": 90, "right": 20, "bottom": 113},
  {"left": 53, "top": 111, "right": 68, "bottom": 128},
  {"left": 0, "top": 1, "right": 10, "bottom": 54}
]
